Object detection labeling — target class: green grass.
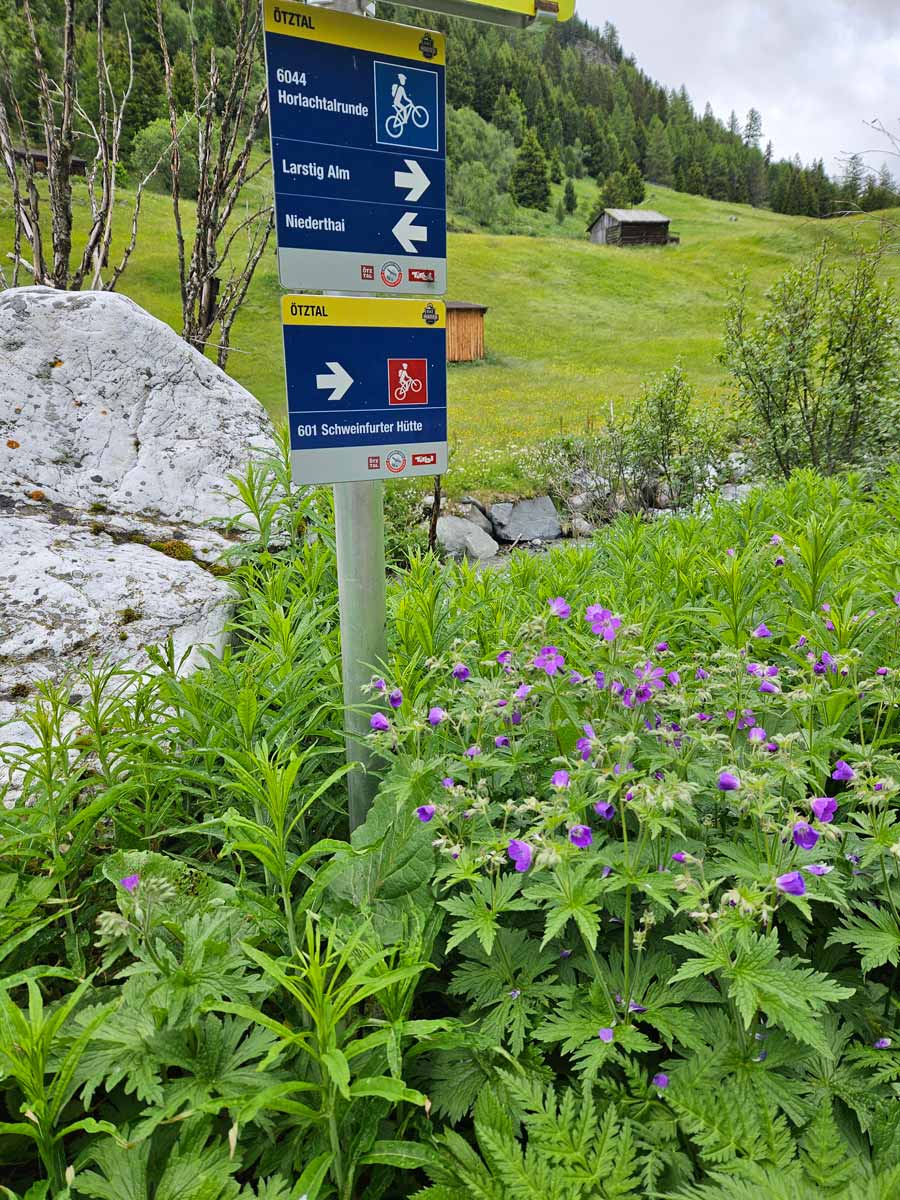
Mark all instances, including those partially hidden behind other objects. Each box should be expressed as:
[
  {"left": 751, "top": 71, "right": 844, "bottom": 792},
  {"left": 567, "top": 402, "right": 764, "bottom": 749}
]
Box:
[{"left": 3, "top": 175, "right": 898, "bottom": 496}]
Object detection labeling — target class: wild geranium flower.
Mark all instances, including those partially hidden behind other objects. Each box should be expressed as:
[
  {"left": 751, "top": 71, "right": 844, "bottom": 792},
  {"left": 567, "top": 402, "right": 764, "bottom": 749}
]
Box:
[
  {"left": 465, "top": 745, "right": 481, "bottom": 759},
  {"left": 765, "top": 741, "right": 779, "bottom": 753},
  {"left": 548, "top": 596, "right": 571, "bottom": 619},
  {"left": 552, "top": 769, "right": 571, "bottom": 789},
  {"left": 655, "top": 641, "right": 669, "bottom": 652},
  {"left": 509, "top": 988, "right": 521, "bottom": 999},
  {"left": 416, "top": 805, "right": 436, "bottom": 823},
  {"left": 696, "top": 666, "right": 709, "bottom": 680},
  {"left": 667, "top": 671, "right": 681, "bottom": 685},
  {"left": 441, "top": 777, "right": 454, "bottom": 788},
  {"left": 507, "top": 840, "right": 533, "bottom": 873},
  {"left": 811, "top": 796, "right": 837, "bottom": 823},
  {"left": 718, "top": 771, "right": 740, "bottom": 791},
  {"left": 792, "top": 821, "right": 819, "bottom": 850},
  {"left": 594, "top": 800, "right": 616, "bottom": 821},
  {"left": 672, "top": 852, "right": 687, "bottom": 863},
  {"left": 370, "top": 713, "right": 390, "bottom": 732},
  {"left": 569, "top": 825, "right": 593, "bottom": 848},
  {"left": 832, "top": 760, "right": 856, "bottom": 782},
  {"left": 598, "top": 1027, "right": 614, "bottom": 1043},
  {"left": 594, "top": 670, "right": 606, "bottom": 689},
  {"left": 534, "top": 646, "right": 565, "bottom": 675},
  {"left": 652, "top": 1073, "right": 669, "bottom": 1090},
  {"left": 428, "top": 707, "right": 446, "bottom": 726},
  {"left": 120, "top": 874, "right": 140, "bottom": 893},
  {"left": 774, "top": 556, "right": 785, "bottom": 567},
  {"left": 372, "top": 678, "right": 387, "bottom": 692},
  {"left": 635, "top": 661, "right": 666, "bottom": 690},
  {"left": 635, "top": 685, "right": 653, "bottom": 704},
  {"left": 510, "top": 711, "right": 523, "bottom": 726},
  {"left": 452, "top": 663, "right": 471, "bottom": 682},
  {"left": 874, "top": 1038, "right": 892, "bottom": 1049},
  {"left": 748, "top": 726, "right": 767, "bottom": 743},
  {"left": 894, "top": 593, "right": 900, "bottom": 607},
  {"left": 877, "top": 667, "right": 890, "bottom": 676},
  {"left": 496, "top": 651, "right": 512, "bottom": 666},
  {"left": 514, "top": 684, "right": 532, "bottom": 701},
  {"left": 586, "top": 606, "right": 622, "bottom": 641},
  {"left": 695, "top": 712, "right": 713, "bottom": 722},
  {"left": 770, "top": 534, "right": 783, "bottom": 546},
  {"left": 495, "top": 735, "right": 510, "bottom": 748},
  {"left": 753, "top": 623, "right": 773, "bottom": 639},
  {"left": 569, "top": 670, "right": 586, "bottom": 684},
  {"left": 804, "top": 864, "right": 832, "bottom": 876},
  {"left": 759, "top": 679, "right": 780, "bottom": 695},
  {"left": 776, "top": 871, "right": 806, "bottom": 896},
  {"left": 388, "top": 689, "right": 403, "bottom": 709},
  {"left": 576, "top": 724, "right": 596, "bottom": 761}
]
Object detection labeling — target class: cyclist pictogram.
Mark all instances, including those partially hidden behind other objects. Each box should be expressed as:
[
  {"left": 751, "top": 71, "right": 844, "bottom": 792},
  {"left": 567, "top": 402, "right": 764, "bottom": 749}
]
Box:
[
  {"left": 374, "top": 61, "right": 439, "bottom": 152},
  {"left": 388, "top": 357, "right": 428, "bottom": 406},
  {"left": 385, "top": 73, "right": 430, "bottom": 139}
]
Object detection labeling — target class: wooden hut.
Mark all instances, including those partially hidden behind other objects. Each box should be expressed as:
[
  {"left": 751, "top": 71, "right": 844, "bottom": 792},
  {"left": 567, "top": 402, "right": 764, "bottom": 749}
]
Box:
[
  {"left": 12, "top": 147, "right": 87, "bottom": 176},
  {"left": 587, "top": 208, "right": 671, "bottom": 247},
  {"left": 446, "top": 301, "right": 488, "bottom": 362}
]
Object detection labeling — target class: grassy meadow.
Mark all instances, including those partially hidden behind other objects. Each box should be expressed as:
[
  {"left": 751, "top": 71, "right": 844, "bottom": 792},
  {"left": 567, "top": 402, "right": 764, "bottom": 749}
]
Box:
[{"left": 3, "top": 173, "right": 898, "bottom": 494}]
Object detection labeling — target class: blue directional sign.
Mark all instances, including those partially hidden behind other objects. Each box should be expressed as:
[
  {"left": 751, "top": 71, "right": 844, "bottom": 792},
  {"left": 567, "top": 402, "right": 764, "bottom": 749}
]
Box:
[
  {"left": 264, "top": 0, "right": 446, "bottom": 296},
  {"left": 282, "top": 295, "right": 447, "bottom": 485}
]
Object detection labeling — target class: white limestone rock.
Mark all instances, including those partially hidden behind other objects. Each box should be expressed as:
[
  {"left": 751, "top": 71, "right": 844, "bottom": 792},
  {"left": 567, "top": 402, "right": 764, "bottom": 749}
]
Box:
[{"left": 0, "top": 287, "right": 276, "bottom": 523}]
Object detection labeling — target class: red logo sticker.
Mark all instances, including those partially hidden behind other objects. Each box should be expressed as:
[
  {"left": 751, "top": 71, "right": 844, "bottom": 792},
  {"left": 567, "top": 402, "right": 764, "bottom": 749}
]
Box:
[
  {"left": 408, "top": 268, "right": 435, "bottom": 283},
  {"left": 380, "top": 262, "right": 402, "bottom": 287},
  {"left": 412, "top": 452, "right": 437, "bottom": 467},
  {"left": 360, "top": 265, "right": 375, "bottom": 281},
  {"left": 367, "top": 455, "right": 381, "bottom": 470},
  {"left": 388, "top": 358, "right": 428, "bottom": 406},
  {"left": 386, "top": 450, "right": 407, "bottom": 474}
]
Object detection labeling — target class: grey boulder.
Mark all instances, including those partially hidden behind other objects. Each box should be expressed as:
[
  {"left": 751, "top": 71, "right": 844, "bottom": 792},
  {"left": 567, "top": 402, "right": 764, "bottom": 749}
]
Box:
[
  {"left": 436, "top": 515, "right": 499, "bottom": 561},
  {"left": 490, "top": 496, "right": 561, "bottom": 543}
]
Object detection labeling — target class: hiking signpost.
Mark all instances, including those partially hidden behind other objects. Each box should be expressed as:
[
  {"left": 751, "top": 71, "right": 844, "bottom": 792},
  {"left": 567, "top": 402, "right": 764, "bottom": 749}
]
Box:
[{"left": 264, "top": 0, "right": 572, "bottom": 828}]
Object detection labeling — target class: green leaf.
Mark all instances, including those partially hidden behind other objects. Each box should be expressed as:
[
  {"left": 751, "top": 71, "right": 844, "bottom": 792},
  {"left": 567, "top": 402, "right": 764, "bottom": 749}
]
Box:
[
  {"left": 289, "top": 1152, "right": 332, "bottom": 1200},
  {"left": 360, "top": 1140, "right": 445, "bottom": 1171},
  {"left": 321, "top": 1048, "right": 351, "bottom": 1098},
  {"left": 347, "top": 1075, "right": 426, "bottom": 1106}
]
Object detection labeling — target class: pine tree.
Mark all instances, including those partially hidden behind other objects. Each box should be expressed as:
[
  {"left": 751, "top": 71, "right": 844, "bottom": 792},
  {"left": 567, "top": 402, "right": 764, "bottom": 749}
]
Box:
[
  {"left": 600, "top": 170, "right": 629, "bottom": 209},
  {"left": 549, "top": 151, "right": 564, "bottom": 184},
  {"left": 685, "top": 161, "right": 705, "bottom": 195},
  {"left": 624, "top": 161, "right": 645, "bottom": 204},
  {"left": 563, "top": 178, "right": 577, "bottom": 214},
  {"left": 645, "top": 116, "right": 674, "bottom": 186},
  {"left": 743, "top": 108, "right": 763, "bottom": 148},
  {"left": 492, "top": 86, "right": 526, "bottom": 145},
  {"left": 555, "top": 198, "right": 566, "bottom": 223},
  {"left": 510, "top": 128, "right": 551, "bottom": 211}
]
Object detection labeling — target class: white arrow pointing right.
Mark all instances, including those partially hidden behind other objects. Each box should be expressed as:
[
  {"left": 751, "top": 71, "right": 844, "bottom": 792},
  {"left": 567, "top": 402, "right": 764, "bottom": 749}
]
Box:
[
  {"left": 315, "top": 361, "right": 354, "bottom": 402},
  {"left": 392, "top": 211, "right": 428, "bottom": 255},
  {"left": 394, "top": 158, "right": 431, "bottom": 203}
]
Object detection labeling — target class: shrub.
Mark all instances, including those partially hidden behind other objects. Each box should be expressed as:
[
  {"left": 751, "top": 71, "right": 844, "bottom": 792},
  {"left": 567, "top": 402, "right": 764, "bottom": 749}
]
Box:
[
  {"left": 721, "top": 240, "right": 900, "bottom": 478},
  {"left": 130, "top": 112, "right": 200, "bottom": 199}
]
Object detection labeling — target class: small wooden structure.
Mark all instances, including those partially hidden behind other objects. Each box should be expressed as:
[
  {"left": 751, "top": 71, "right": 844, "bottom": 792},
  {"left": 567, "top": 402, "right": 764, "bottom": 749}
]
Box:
[
  {"left": 12, "top": 147, "right": 87, "bottom": 176},
  {"left": 446, "top": 300, "right": 488, "bottom": 362},
  {"left": 587, "top": 208, "right": 671, "bottom": 247}
]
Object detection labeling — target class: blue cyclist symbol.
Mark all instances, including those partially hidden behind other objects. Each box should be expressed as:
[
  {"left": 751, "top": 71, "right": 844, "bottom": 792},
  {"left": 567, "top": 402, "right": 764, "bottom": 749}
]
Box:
[{"left": 385, "top": 73, "right": 430, "bottom": 139}]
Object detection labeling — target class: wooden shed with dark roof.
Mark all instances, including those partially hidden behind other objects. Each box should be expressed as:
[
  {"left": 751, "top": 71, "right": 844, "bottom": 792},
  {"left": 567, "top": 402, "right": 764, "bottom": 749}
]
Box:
[
  {"left": 587, "top": 208, "right": 671, "bottom": 247},
  {"left": 446, "top": 300, "right": 488, "bottom": 363}
]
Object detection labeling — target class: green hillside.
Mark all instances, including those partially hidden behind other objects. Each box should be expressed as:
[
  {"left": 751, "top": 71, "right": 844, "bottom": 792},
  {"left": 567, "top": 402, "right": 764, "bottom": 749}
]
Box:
[{"left": 3, "top": 177, "right": 897, "bottom": 494}]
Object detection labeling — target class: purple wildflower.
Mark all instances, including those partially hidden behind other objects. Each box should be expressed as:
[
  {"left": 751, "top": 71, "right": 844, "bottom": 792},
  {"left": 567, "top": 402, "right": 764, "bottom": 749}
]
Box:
[
  {"left": 718, "top": 771, "right": 740, "bottom": 792},
  {"left": 514, "top": 684, "right": 532, "bottom": 701},
  {"left": 776, "top": 871, "right": 806, "bottom": 896},
  {"left": 832, "top": 760, "right": 856, "bottom": 782},
  {"left": 586, "top": 606, "right": 622, "bottom": 642},
  {"left": 652, "top": 1073, "right": 669, "bottom": 1090},
  {"left": 753, "top": 623, "right": 773, "bottom": 639},
  {"left": 548, "top": 597, "right": 571, "bottom": 619},
  {"left": 696, "top": 667, "right": 710, "bottom": 680},
  {"left": 370, "top": 713, "right": 390, "bottom": 732},
  {"left": 552, "top": 769, "right": 571, "bottom": 789},
  {"left": 120, "top": 874, "right": 140, "bottom": 893},
  {"left": 874, "top": 1038, "right": 892, "bottom": 1049},
  {"left": 803, "top": 864, "right": 832, "bottom": 876},
  {"left": 877, "top": 667, "right": 890, "bottom": 676},
  {"left": 811, "top": 796, "right": 837, "bottom": 823},
  {"left": 576, "top": 724, "right": 595, "bottom": 761},
  {"left": 594, "top": 670, "right": 606, "bottom": 689},
  {"left": 765, "top": 741, "right": 779, "bottom": 753},
  {"left": 495, "top": 735, "right": 510, "bottom": 748},
  {"left": 507, "top": 840, "right": 533, "bottom": 873},
  {"left": 774, "top": 556, "right": 785, "bottom": 567},
  {"left": 534, "top": 646, "right": 565, "bottom": 676},
  {"left": 388, "top": 689, "right": 403, "bottom": 709},
  {"left": 748, "top": 726, "right": 767, "bottom": 743},
  {"left": 372, "top": 678, "right": 387, "bottom": 692},
  {"left": 464, "top": 745, "right": 481, "bottom": 759},
  {"left": 428, "top": 707, "right": 446, "bottom": 727},
  {"left": 509, "top": 988, "right": 521, "bottom": 999},
  {"left": 594, "top": 800, "right": 616, "bottom": 821},
  {"left": 601, "top": 866, "right": 613, "bottom": 878},
  {"left": 655, "top": 641, "right": 669, "bottom": 652},
  {"left": 792, "top": 821, "right": 820, "bottom": 851},
  {"left": 497, "top": 651, "right": 512, "bottom": 666},
  {"left": 672, "top": 852, "right": 688, "bottom": 863},
  {"left": 759, "top": 679, "right": 780, "bottom": 695},
  {"left": 511, "top": 711, "right": 523, "bottom": 726},
  {"left": 441, "top": 777, "right": 454, "bottom": 788},
  {"left": 598, "top": 1027, "right": 614, "bottom": 1043},
  {"left": 668, "top": 671, "right": 681, "bottom": 685},
  {"left": 416, "top": 805, "right": 436, "bottom": 823},
  {"left": 452, "top": 663, "right": 471, "bottom": 682},
  {"left": 770, "top": 534, "right": 783, "bottom": 545},
  {"left": 569, "top": 825, "right": 593, "bottom": 848}
]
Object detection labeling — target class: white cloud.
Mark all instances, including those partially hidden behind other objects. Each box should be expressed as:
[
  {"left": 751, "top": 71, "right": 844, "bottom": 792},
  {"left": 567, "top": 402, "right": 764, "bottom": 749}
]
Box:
[{"left": 575, "top": 0, "right": 900, "bottom": 177}]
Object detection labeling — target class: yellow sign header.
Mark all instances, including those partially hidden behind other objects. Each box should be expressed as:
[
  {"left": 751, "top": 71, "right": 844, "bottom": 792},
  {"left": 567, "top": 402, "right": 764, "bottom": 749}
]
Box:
[
  {"left": 263, "top": 0, "right": 446, "bottom": 66},
  {"left": 282, "top": 295, "right": 446, "bottom": 329}
]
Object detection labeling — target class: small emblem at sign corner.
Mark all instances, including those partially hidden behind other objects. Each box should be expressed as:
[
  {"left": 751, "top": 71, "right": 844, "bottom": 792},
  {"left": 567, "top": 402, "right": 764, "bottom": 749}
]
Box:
[
  {"left": 418, "top": 34, "right": 438, "bottom": 60},
  {"left": 367, "top": 455, "right": 381, "bottom": 470},
  {"left": 360, "top": 264, "right": 375, "bottom": 281},
  {"left": 381, "top": 261, "right": 403, "bottom": 288},
  {"left": 386, "top": 450, "right": 407, "bottom": 474},
  {"left": 421, "top": 303, "right": 439, "bottom": 326}
]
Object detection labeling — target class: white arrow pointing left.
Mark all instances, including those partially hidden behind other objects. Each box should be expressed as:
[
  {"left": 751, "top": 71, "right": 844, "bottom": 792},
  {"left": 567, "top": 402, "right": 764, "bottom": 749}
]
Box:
[
  {"left": 315, "top": 361, "right": 354, "bottom": 402},
  {"left": 394, "top": 158, "right": 431, "bottom": 203},
  {"left": 392, "top": 211, "right": 428, "bottom": 254}
]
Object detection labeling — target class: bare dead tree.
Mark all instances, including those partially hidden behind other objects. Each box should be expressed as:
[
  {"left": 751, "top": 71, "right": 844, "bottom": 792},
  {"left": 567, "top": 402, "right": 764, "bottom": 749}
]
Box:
[
  {"left": 0, "top": 0, "right": 154, "bottom": 290},
  {"left": 156, "top": 0, "right": 274, "bottom": 369}
]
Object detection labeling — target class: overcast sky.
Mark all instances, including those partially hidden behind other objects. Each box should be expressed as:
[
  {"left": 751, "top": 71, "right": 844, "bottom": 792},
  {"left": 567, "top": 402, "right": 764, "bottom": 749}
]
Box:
[{"left": 576, "top": 0, "right": 900, "bottom": 179}]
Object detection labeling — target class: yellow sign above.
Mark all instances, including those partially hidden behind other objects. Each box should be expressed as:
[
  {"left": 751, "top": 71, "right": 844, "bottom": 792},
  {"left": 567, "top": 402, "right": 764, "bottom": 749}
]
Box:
[
  {"left": 263, "top": 0, "right": 446, "bottom": 64},
  {"left": 404, "top": 0, "right": 575, "bottom": 27},
  {"left": 282, "top": 295, "right": 446, "bottom": 329}
]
